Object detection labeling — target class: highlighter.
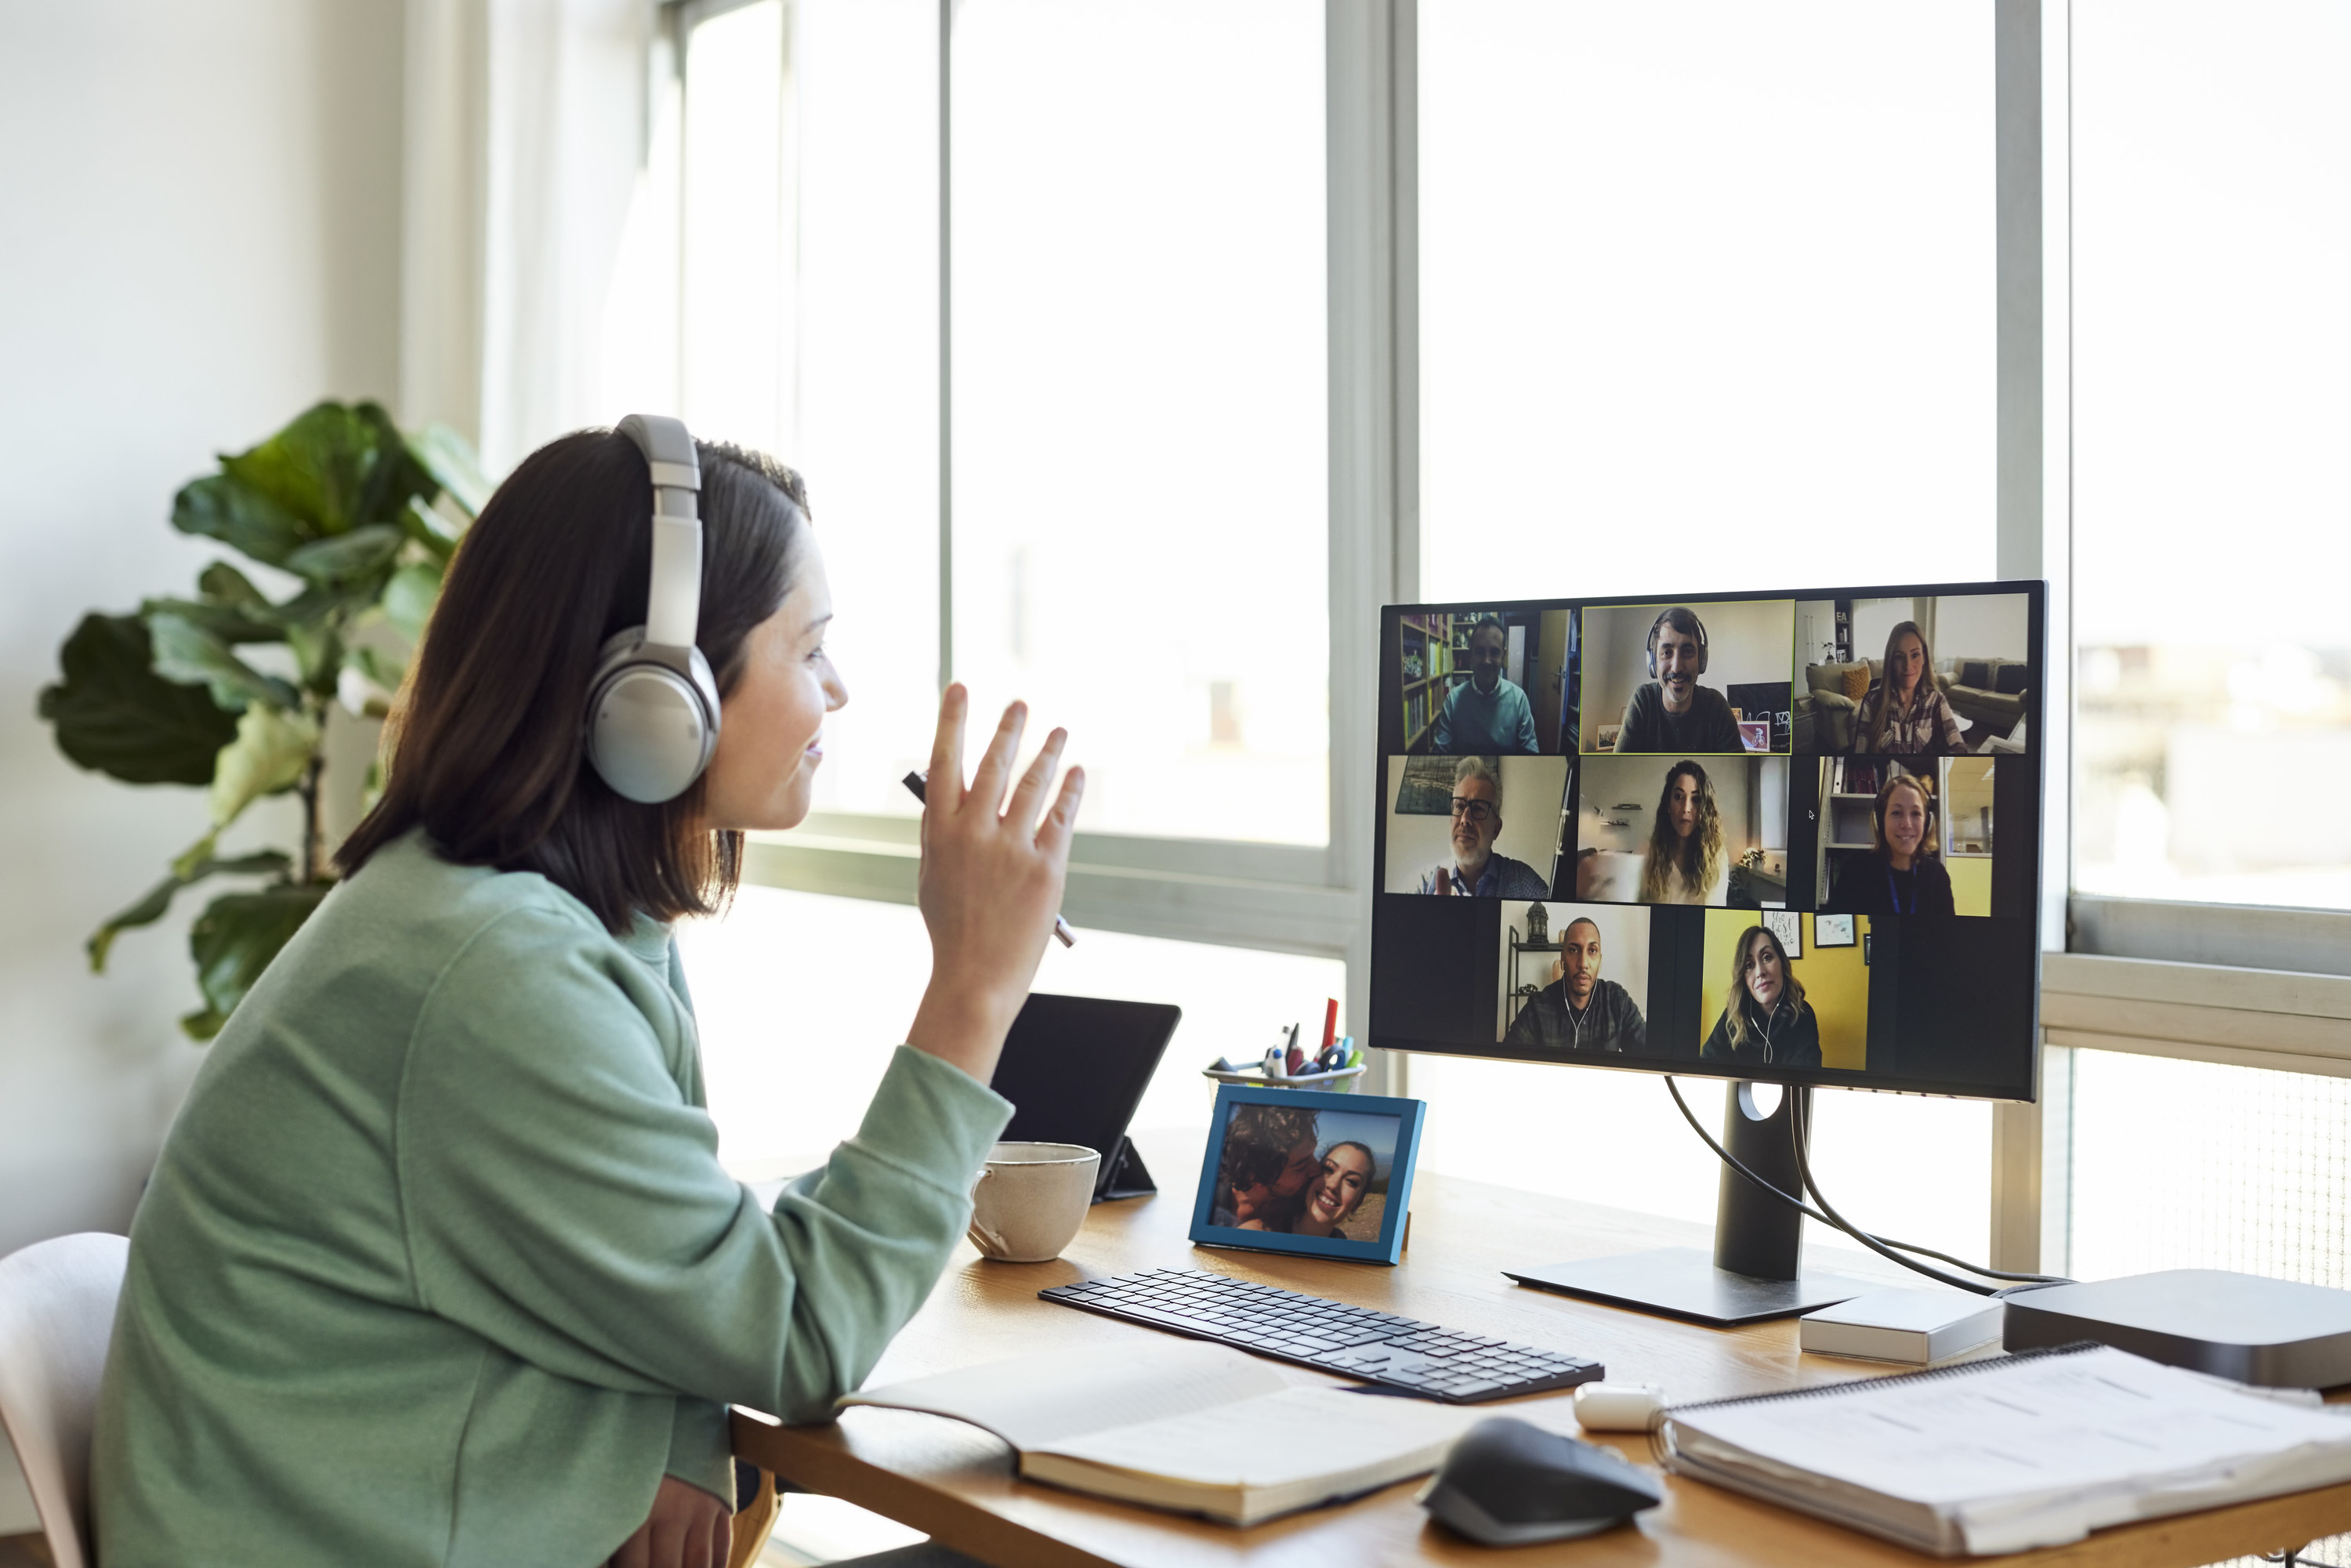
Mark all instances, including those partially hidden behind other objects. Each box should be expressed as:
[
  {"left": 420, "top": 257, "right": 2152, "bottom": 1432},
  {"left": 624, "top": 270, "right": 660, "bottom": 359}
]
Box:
[{"left": 902, "top": 770, "right": 1077, "bottom": 947}]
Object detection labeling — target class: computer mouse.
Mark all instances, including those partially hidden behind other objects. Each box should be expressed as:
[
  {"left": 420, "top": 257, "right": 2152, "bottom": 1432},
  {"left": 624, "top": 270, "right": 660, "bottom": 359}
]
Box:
[{"left": 1417, "top": 1416, "right": 1664, "bottom": 1546}]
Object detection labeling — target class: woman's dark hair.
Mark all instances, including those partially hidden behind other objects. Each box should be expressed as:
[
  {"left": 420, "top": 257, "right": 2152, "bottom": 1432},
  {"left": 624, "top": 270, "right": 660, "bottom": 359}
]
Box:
[{"left": 338, "top": 428, "right": 810, "bottom": 931}]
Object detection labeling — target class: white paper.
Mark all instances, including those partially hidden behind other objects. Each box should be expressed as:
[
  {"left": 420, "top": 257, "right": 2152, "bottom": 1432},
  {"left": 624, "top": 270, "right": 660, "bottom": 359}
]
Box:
[
  {"left": 840, "top": 1340, "right": 1288, "bottom": 1450},
  {"left": 1034, "top": 1385, "right": 1487, "bottom": 1487}
]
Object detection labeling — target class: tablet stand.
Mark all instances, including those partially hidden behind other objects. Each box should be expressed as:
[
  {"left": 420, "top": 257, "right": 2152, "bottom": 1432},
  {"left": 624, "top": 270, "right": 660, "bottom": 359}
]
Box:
[
  {"left": 1094, "top": 1135, "right": 1156, "bottom": 1203},
  {"left": 1503, "top": 1082, "right": 1878, "bottom": 1327}
]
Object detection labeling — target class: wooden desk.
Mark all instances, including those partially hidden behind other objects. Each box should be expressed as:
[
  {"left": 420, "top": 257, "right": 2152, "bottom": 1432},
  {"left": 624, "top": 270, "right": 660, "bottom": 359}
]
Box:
[{"left": 733, "top": 1128, "right": 2351, "bottom": 1567}]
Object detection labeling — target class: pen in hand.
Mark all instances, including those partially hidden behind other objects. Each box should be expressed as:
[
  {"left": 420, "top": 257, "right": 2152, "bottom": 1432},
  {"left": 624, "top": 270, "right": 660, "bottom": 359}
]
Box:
[{"left": 903, "top": 770, "right": 1077, "bottom": 947}]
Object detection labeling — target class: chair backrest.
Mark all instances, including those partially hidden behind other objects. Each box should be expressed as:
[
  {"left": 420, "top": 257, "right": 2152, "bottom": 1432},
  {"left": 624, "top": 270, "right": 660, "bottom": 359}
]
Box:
[{"left": 0, "top": 1233, "right": 129, "bottom": 1568}]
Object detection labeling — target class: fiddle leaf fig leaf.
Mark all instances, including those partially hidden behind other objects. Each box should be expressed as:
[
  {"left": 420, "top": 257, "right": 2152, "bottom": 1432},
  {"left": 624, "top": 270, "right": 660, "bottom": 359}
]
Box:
[
  {"left": 87, "top": 845, "right": 292, "bottom": 972},
  {"left": 382, "top": 561, "right": 444, "bottom": 644},
  {"left": 183, "top": 882, "right": 330, "bottom": 1040},
  {"left": 402, "top": 494, "right": 462, "bottom": 562},
  {"left": 197, "top": 560, "right": 270, "bottom": 610},
  {"left": 218, "top": 402, "right": 384, "bottom": 538},
  {"left": 406, "top": 422, "right": 494, "bottom": 516},
  {"left": 208, "top": 704, "right": 319, "bottom": 830},
  {"left": 38, "top": 614, "right": 240, "bottom": 785},
  {"left": 172, "top": 474, "right": 307, "bottom": 567},
  {"left": 136, "top": 596, "right": 280, "bottom": 646},
  {"left": 147, "top": 611, "right": 299, "bottom": 712},
  {"left": 284, "top": 523, "right": 405, "bottom": 586}
]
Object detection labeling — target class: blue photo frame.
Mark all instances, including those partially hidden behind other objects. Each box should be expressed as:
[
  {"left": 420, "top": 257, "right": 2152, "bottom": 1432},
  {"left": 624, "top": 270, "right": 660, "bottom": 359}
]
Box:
[{"left": 1189, "top": 1085, "right": 1426, "bottom": 1266}]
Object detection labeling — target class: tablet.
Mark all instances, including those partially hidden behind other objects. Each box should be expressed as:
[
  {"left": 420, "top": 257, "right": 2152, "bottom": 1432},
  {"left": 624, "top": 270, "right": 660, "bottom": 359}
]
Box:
[{"left": 989, "top": 993, "right": 1182, "bottom": 1202}]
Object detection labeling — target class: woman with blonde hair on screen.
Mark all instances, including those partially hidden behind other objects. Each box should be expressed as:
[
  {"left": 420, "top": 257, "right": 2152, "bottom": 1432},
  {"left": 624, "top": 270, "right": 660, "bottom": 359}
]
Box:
[
  {"left": 1827, "top": 771, "right": 1955, "bottom": 915},
  {"left": 1638, "top": 760, "right": 1726, "bottom": 904},
  {"left": 1701, "top": 924, "right": 1821, "bottom": 1068},
  {"left": 1853, "top": 619, "right": 1967, "bottom": 755}
]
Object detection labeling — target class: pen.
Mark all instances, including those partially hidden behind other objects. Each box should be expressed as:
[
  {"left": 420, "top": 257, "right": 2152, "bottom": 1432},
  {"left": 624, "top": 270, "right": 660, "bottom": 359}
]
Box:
[{"left": 903, "top": 770, "right": 1077, "bottom": 947}]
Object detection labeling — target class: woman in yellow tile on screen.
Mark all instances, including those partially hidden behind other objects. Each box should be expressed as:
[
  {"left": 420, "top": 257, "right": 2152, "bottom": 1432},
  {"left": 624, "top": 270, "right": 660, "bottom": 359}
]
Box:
[
  {"left": 1638, "top": 760, "right": 1727, "bottom": 904},
  {"left": 92, "top": 425, "right": 1081, "bottom": 1568},
  {"left": 1826, "top": 773, "right": 1955, "bottom": 916},
  {"left": 1852, "top": 620, "right": 1967, "bottom": 755},
  {"left": 1701, "top": 925, "right": 1822, "bottom": 1068}
]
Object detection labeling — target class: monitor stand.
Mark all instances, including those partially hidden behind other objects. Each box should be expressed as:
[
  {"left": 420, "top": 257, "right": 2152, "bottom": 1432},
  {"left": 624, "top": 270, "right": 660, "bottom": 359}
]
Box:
[{"left": 1503, "top": 1082, "right": 1883, "bottom": 1327}]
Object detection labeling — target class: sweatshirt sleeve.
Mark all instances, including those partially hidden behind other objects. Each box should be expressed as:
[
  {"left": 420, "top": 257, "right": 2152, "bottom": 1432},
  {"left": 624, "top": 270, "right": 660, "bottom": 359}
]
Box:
[
  {"left": 1614, "top": 687, "right": 1645, "bottom": 752},
  {"left": 397, "top": 906, "right": 1011, "bottom": 1425},
  {"left": 1699, "top": 1009, "right": 1734, "bottom": 1059},
  {"left": 1511, "top": 689, "right": 1539, "bottom": 755}
]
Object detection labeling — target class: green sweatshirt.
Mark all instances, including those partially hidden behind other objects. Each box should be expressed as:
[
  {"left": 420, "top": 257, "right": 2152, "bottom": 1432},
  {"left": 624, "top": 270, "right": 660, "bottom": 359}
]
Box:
[{"left": 91, "top": 830, "right": 1012, "bottom": 1567}]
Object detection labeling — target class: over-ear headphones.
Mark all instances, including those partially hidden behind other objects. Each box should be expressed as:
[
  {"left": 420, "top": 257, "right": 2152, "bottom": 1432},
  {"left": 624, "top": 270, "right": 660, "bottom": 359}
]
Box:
[
  {"left": 584, "top": 415, "right": 722, "bottom": 803},
  {"left": 1645, "top": 607, "right": 1709, "bottom": 678}
]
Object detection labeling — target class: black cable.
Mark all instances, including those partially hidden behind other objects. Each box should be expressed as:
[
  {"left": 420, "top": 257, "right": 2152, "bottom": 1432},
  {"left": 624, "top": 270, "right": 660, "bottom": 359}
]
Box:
[
  {"left": 1784, "top": 1087, "right": 2002, "bottom": 1295},
  {"left": 1662, "top": 1075, "right": 2069, "bottom": 1287}
]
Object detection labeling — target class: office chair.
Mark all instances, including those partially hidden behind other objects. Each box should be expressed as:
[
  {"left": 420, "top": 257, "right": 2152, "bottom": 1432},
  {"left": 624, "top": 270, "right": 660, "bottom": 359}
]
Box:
[{"left": 0, "top": 1232, "right": 126, "bottom": 1568}]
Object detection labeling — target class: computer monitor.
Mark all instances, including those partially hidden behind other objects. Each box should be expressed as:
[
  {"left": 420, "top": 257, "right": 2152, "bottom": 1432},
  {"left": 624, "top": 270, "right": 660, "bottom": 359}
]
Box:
[{"left": 1370, "top": 582, "right": 2046, "bottom": 1324}]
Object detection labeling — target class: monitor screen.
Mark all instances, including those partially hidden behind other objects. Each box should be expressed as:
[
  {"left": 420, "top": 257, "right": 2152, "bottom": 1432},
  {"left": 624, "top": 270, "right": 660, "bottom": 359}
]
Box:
[{"left": 1371, "top": 583, "right": 2045, "bottom": 1101}]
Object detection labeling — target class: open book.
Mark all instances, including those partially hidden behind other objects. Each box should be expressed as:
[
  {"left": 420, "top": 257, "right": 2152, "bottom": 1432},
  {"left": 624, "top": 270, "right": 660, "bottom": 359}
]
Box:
[
  {"left": 1662, "top": 1343, "right": 2351, "bottom": 1556},
  {"left": 840, "top": 1341, "right": 1492, "bottom": 1526}
]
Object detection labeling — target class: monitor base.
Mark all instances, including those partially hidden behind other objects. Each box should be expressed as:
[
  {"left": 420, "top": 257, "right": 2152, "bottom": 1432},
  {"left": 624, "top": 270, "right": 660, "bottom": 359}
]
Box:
[{"left": 1505, "top": 1247, "right": 1879, "bottom": 1328}]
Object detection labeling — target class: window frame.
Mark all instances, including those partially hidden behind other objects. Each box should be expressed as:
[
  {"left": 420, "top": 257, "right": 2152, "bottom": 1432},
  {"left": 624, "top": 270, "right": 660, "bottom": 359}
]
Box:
[{"left": 676, "top": 0, "right": 2346, "bottom": 1276}]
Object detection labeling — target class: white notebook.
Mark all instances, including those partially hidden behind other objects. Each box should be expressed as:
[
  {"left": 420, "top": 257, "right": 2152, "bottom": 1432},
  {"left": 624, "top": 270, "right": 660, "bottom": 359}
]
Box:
[
  {"left": 1662, "top": 1342, "right": 2351, "bottom": 1556},
  {"left": 840, "top": 1340, "right": 1492, "bottom": 1526}
]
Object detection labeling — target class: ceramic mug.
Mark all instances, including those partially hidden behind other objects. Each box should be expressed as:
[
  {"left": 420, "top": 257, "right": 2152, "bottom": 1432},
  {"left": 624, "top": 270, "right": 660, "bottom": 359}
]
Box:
[{"left": 968, "top": 1141, "right": 1099, "bottom": 1262}]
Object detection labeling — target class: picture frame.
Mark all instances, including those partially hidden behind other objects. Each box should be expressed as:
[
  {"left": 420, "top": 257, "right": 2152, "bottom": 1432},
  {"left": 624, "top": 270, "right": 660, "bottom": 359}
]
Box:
[
  {"left": 1762, "top": 908, "right": 1802, "bottom": 958},
  {"left": 1190, "top": 1085, "right": 1425, "bottom": 1266},
  {"left": 1813, "top": 913, "right": 1857, "bottom": 948},
  {"left": 1395, "top": 754, "right": 1472, "bottom": 815}
]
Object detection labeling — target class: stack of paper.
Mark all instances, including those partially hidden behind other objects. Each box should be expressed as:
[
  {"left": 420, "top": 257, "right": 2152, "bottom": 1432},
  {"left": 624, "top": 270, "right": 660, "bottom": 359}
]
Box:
[{"left": 1663, "top": 1343, "right": 2351, "bottom": 1555}]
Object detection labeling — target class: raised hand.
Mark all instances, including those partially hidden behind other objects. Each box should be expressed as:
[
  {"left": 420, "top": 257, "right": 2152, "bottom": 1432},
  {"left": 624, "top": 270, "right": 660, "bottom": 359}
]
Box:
[{"left": 905, "top": 685, "right": 1084, "bottom": 1083}]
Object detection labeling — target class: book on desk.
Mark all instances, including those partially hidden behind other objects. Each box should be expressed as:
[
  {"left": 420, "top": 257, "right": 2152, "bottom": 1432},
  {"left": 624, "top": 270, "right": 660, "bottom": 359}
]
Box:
[{"left": 840, "top": 1338, "right": 1500, "bottom": 1526}]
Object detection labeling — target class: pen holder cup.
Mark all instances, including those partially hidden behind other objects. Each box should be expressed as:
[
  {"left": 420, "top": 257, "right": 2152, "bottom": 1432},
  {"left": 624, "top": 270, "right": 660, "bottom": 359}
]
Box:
[{"left": 968, "top": 1142, "right": 1100, "bottom": 1262}]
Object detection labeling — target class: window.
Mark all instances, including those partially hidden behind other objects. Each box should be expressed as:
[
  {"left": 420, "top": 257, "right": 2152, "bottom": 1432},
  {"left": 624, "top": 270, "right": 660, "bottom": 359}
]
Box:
[
  {"left": 1418, "top": 0, "right": 1995, "bottom": 599},
  {"left": 2072, "top": 0, "right": 2351, "bottom": 911},
  {"left": 683, "top": 884, "right": 1346, "bottom": 1181},
  {"left": 949, "top": 0, "right": 1329, "bottom": 846}
]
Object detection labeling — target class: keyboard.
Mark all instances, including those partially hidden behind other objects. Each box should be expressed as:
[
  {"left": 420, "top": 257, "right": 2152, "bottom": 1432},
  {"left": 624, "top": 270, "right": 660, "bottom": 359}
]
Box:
[{"left": 1039, "top": 1268, "right": 1604, "bottom": 1403}]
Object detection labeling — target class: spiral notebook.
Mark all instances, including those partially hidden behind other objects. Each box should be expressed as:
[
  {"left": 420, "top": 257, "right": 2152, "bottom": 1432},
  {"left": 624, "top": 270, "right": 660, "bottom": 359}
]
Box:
[{"left": 1659, "top": 1343, "right": 2351, "bottom": 1556}]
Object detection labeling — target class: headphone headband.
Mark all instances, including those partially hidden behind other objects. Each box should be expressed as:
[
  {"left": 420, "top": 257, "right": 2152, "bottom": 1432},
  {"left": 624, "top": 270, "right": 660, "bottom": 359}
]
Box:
[
  {"left": 587, "top": 416, "right": 720, "bottom": 804},
  {"left": 618, "top": 415, "right": 701, "bottom": 650}
]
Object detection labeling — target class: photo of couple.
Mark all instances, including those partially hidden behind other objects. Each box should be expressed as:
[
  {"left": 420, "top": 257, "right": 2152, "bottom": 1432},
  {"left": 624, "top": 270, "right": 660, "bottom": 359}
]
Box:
[{"left": 1208, "top": 1102, "right": 1400, "bottom": 1242}]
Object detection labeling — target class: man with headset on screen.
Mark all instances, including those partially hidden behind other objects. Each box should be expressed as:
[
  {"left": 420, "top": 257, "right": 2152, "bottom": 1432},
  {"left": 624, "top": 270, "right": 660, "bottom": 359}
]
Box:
[
  {"left": 1503, "top": 916, "right": 1646, "bottom": 1053},
  {"left": 1433, "top": 615, "right": 1540, "bottom": 755},
  {"left": 1614, "top": 606, "right": 1745, "bottom": 754},
  {"left": 1418, "top": 757, "right": 1552, "bottom": 898}
]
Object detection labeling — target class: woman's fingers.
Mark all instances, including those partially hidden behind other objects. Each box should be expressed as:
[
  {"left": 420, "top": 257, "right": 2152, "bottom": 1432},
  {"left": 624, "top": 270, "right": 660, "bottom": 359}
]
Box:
[
  {"left": 928, "top": 683, "right": 970, "bottom": 809},
  {"left": 1036, "top": 765, "right": 1085, "bottom": 856},
  {"left": 1006, "top": 727, "right": 1067, "bottom": 835},
  {"left": 965, "top": 701, "right": 1027, "bottom": 814}
]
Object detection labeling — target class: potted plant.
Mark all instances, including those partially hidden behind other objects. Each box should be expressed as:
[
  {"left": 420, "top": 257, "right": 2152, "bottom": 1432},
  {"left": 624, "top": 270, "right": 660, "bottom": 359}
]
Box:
[{"left": 37, "top": 401, "right": 488, "bottom": 1037}]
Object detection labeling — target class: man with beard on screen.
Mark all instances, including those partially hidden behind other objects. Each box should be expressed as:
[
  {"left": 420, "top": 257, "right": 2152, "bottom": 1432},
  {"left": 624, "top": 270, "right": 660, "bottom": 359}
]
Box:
[
  {"left": 1503, "top": 916, "right": 1646, "bottom": 1053},
  {"left": 1418, "top": 757, "right": 1551, "bottom": 898}
]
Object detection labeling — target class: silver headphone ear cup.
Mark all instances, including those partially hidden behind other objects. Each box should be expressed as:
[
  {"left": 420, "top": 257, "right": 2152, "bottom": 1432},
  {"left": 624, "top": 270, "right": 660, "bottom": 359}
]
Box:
[{"left": 585, "top": 632, "right": 722, "bottom": 804}]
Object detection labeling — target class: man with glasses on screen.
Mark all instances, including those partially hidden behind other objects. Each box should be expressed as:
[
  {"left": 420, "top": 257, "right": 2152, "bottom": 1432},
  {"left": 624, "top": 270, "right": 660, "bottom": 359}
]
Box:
[
  {"left": 1419, "top": 757, "right": 1551, "bottom": 898},
  {"left": 1503, "top": 916, "right": 1646, "bottom": 1054},
  {"left": 1433, "top": 616, "right": 1541, "bottom": 755}
]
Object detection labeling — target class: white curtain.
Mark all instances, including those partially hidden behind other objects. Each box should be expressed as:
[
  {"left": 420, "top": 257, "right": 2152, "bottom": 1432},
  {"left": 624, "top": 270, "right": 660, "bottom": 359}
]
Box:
[{"left": 401, "top": 0, "right": 655, "bottom": 475}]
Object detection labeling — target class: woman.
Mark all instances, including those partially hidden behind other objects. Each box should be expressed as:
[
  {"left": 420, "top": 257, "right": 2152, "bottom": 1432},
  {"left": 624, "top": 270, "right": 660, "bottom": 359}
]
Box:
[
  {"left": 92, "top": 426, "right": 1081, "bottom": 1568},
  {"left": 1638, "top": 759, "right": 1726, "bottom": 904},
  {"left": 1852, "top": 620, "right": 1966, "bottom": 755},
  {"left": 1287, "top": 1142, "right": 1376, "bottom": 1238},
  {"left": 1701, "top": 925, "right": 1821, "bottom": 1067},
  {"left": 1826, "top": 773, "right": 1955, "bottom": 915}
]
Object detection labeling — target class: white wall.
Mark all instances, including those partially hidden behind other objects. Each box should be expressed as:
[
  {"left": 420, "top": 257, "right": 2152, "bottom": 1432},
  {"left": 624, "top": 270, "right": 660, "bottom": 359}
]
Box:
[
  {"left": 1382, "top": 756, "right": 1568, "bottom": 893},
  {"left": 1933, "top": 591, "right": 2030, "bottom": 664},
  {"left": 0, "top": 4, "right": 403, "bottom": 1526},
  {"left": 1580, "top": 599, "right": 1795, "bottom": 738},
  {"left": 1850, "top": 596, "right": 1924, "bottom": 664},
  {"left": 0, "top": 0, "right": 404, "bottom": 1271}
]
